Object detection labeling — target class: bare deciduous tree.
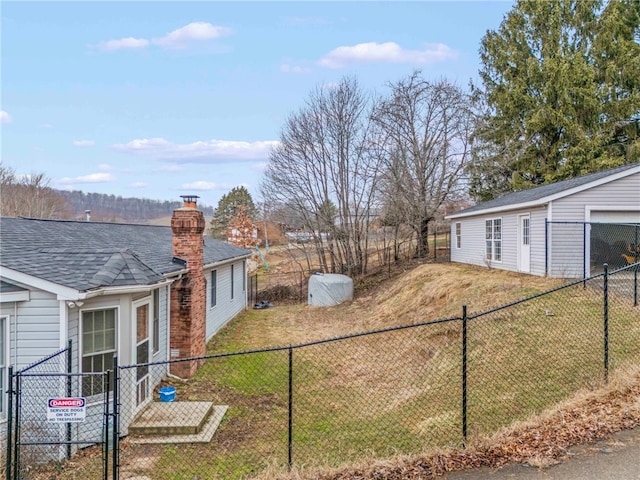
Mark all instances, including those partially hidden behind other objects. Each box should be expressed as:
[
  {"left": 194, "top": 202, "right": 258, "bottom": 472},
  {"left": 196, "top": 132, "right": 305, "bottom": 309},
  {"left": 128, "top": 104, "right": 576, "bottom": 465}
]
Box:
[
  {"left": 373, "top": 72, "right": 474, "bottom": 258},
  {"left": 261, "top": 77, "right": 384, "bottom": 275},
  {"left": 0, "top": 164, "right": 71, "bottom": 219}
]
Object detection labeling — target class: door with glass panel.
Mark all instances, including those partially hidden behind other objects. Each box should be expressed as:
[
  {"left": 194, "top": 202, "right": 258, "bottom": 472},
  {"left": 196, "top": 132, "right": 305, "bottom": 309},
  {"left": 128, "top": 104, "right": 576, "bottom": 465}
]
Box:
[{"left": 134, "top": 299, "right": 151, "bottom": 407}]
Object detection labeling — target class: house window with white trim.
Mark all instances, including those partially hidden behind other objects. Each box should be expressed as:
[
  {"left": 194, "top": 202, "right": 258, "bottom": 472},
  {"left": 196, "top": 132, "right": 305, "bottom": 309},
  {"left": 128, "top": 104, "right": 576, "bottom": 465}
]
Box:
[
  {"left": 485, "top": 218, "right": 502, "bottom": 262},
  {"left": 81, "top": 308, "right": 117, "bottom": 396},
  {"left": 0, "top": 316, "right": 6, "bottom": 415},
  {"left": 211, "top": 270, "right": 217, "bottom": 307},
  {"left": 455, "top": 222, "right": 461, "bottom": 249}
]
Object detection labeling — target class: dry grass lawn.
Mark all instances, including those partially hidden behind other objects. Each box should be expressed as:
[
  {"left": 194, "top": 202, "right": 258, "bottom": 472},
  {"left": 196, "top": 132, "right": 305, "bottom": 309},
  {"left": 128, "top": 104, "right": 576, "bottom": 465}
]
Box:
[{"left": 30, "top": 258, "right": 639, "bottom": 480}]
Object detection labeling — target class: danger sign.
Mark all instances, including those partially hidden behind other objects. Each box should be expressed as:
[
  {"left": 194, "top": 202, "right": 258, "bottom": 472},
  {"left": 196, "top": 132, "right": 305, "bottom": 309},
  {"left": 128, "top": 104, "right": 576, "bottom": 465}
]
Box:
[{"left": 47, "top": 397, "right": 86, "bottom": 423}]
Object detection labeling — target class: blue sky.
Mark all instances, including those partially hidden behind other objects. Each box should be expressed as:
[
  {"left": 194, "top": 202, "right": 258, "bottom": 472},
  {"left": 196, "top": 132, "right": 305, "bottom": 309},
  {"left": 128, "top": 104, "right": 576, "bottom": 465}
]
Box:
[{"left": 1, "top": 1, "right": 514, "bottom": 209}]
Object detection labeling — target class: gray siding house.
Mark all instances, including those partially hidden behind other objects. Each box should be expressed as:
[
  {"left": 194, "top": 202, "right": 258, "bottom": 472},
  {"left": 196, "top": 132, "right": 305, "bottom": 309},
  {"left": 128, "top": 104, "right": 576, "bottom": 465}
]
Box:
[
  {"left": 0, "top": 198, "right": 251, "bottom": 447},
  {"left": 446, "top": 163, "right": 640, "bottom": 278}
]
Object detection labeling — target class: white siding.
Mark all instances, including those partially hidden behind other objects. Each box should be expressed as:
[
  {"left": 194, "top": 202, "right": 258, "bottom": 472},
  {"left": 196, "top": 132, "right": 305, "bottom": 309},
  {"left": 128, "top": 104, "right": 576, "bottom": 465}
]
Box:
[
  {"left": 548, "top": 172, "right": 640, "bottom": 278},
  {"left": 205, "top": 260, "right": 247, "bottom": 341},
  {"left": 0, "top": 286, "right": 60, "bottom": 370},
  {"left": 529, "top": 208, "right": 548, "bottom": 276},
  {"left": 551, "top": 173, "right": 640, "bottom": 223},
  {"left": 451, "top": 207, "right": 547, "bottom": 275}
]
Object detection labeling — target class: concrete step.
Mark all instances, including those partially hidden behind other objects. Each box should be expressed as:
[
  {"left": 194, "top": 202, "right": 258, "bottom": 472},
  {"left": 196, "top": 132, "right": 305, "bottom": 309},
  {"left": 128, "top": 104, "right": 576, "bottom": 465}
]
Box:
[{"left": 129, "top": 401, "right": 214, "bottom": 436}]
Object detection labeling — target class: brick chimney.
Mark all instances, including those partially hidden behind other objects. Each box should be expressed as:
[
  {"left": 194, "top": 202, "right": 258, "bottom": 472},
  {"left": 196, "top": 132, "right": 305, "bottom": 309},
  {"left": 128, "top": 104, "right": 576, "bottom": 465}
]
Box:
[{"left": 169, "top": 195, "right": 206, "bottom": 378}]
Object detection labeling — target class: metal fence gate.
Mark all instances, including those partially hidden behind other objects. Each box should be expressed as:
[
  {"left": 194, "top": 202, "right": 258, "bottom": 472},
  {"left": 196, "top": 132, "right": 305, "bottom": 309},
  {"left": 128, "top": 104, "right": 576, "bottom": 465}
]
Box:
[{"left": 5, "top": 342, "right": 118, "bottom": 480}]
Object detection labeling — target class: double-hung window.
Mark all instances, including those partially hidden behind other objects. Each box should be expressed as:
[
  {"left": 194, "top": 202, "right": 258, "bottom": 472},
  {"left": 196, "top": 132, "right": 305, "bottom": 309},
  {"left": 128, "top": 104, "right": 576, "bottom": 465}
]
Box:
[
  {"left": 485, "top": 218, "right": 502, "bottom": 262},
  {"left": 211, "top": 270, "right": 217, "bottom": 307},
  {"left": 455, "top": 222, "right": 461, "bottom": 249},
  {"left": 82, "top": 308, "right": 117, "bottom": 396}
]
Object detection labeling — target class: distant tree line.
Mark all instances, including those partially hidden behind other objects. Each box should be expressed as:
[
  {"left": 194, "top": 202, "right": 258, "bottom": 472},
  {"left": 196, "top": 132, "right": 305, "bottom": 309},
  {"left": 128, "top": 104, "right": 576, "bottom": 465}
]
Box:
[
  {"left": 0, "top": 165, "right": 215, "bottom": 222},
  {"left": 59, "top": 190, "right": 214, "bottom": 221}
]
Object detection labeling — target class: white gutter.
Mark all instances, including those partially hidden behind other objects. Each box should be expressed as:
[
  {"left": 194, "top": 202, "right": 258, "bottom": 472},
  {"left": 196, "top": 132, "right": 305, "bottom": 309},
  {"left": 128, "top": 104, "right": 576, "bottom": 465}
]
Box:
[
  {"left": 446, "top": 198, "right": 549, "bottom": 219},
  {"left": 80, "top": 278, "right": 175, "bottom": 300}
]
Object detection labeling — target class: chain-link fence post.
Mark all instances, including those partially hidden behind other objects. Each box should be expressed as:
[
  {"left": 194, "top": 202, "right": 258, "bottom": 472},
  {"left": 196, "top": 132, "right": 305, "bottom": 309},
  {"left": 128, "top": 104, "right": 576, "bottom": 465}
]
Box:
[
  {"left": 603, "top": 264, "right": 609, "bottom": 383},
  {"left": 545, "top": 219, "right": 549, "bottom": 276},
  {"left": 634, "top": 225, "right": 638, "bottom": 307},
  {"left": 583, "top": 222, "right": 588, "bottom": 285},
  {"left": 113, "top": 355, "right": 119, "bottom": 480},
  {"left": 103, "top": 370, "right": 111, "bottom": 480},
  {"left": 288, "top": 346, "right": 293, "bottom": 470},
  {"left": 66, "top": 339, "right": 72, "bottom": 460},
  {"left": 13, "top": 373, "right": 21, "bottom": 479},
  {"left": 461, "top": 304, "right": 468, "bottom": 447},
  {"left": 6, "top": 366, "right": 14, "bottom": 480}
]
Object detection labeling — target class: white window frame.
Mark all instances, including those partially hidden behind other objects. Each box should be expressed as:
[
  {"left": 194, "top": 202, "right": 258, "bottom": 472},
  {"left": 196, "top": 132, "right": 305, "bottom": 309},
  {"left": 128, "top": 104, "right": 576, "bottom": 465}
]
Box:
[
  {"left": 133, "top": 297, "right": 152, "bottom": 407},
  {"left": 0, "top": 316, "right": 8, "bottom": 417},
  {"left": 485, "top": 218, "right": 503, "bottom": 263},
  {"left": 455, "top": 222, "right": 461, "bottom": 249},
  {"left": 211, "top": 270, "right": 218, "bottom": 308},
  {"left": 152, "top": 290, "right": 160, "bottom": 356},
  {"left": 79, "top": 306, "right": 119, "bottom": 399}
]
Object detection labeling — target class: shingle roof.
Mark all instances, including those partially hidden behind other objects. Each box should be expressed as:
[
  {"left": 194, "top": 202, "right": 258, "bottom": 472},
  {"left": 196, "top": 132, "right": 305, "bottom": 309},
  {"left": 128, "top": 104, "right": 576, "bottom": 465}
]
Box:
[
  {"left": 449, "top": 163, "right": 640, "bottom": 218},
  {"left": 0, "top": 217, "right": 250, "bottom": 292}
]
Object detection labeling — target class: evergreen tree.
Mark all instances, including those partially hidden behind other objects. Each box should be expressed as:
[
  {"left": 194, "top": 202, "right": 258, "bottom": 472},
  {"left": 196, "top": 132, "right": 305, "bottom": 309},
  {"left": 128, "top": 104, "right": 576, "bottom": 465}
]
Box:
[
  {"left": 471, "top": 0, "right": 640, "bottom": 200},
  {"left": 209, "top": 186, "right": 257, "bottom": 240}
]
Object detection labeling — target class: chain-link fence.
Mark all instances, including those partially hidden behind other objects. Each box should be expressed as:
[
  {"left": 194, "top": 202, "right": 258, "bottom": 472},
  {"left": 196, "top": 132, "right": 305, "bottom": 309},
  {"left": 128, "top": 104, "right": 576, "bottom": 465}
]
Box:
[
  {"left": 250, "top": 229, "right": 451, "bottom": 305},
  {"left": 546, "top": 221, "right": 640, "bottom": 278},
  {"left": 5, "top": 262, "right": 639, "bottom": 479},
  {"left": 5, "top": 342, "right": 116, "bottom": 480},
  {"left": 112, "top": 262, "right": 638, "bottom": 479}
]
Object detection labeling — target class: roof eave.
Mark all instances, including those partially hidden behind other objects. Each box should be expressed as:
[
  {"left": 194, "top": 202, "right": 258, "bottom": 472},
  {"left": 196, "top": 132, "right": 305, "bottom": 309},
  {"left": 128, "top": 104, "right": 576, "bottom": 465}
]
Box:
[{"left": 446, "top": 165, "right": 640, "bottom": 220}]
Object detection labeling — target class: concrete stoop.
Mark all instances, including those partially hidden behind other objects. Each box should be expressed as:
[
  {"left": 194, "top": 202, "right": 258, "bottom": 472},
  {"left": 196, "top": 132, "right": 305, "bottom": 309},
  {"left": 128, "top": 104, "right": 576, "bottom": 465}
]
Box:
[{"left": 128, "top": 401, "right": 228, "bottom": 444}]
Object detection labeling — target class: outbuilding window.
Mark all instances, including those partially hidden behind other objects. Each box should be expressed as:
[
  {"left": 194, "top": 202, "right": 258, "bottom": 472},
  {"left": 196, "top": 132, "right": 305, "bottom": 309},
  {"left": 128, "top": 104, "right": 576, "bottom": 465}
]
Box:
[
  {"left": 485, "top": 218, "right": 502, "bottom": 262},
  {"left": 455, "top": 222, "right": 461, "bottom": 249}
]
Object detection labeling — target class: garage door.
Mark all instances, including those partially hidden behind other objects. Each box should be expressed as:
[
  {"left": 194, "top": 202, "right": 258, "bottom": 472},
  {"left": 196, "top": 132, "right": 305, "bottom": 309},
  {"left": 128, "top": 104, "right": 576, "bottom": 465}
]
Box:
[{"left": 589, "top": 210, "right": 640, "bottom": 273}]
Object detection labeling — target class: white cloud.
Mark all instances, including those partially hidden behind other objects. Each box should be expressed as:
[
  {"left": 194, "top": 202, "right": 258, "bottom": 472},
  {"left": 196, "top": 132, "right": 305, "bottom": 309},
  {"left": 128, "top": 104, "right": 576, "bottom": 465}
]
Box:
[
  {"left": 280, "top": 63, "right": 312, "bottom": 74},
  {"left": 112, "top": 137, "right": 278, "bottom": 163},
  {"left": 73, "top": 140, "right": 95, "bottom": 147},
  {"left": 153, "top": 22, "right": 233, "bottom": 49},
  {"left": 129, "top": 182, "right": 148, "bottom": 188},
  {"left": 97, "top": 37, "right": 150, "bottom": 52},
  {"left": 96, "top": 22, "right": 232, "bottom": 52},
  {"left": 59, "top": 173, "right": 116, "bottom": 185},
  {"left": 318, "top": 42, "right": 457, "bottom": 69},
  {"left": 181, "top": 181, "right": 218, "bottom": 191},
  {"left": 1, "top": 110, "right": 12, "bottom": 124}
]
